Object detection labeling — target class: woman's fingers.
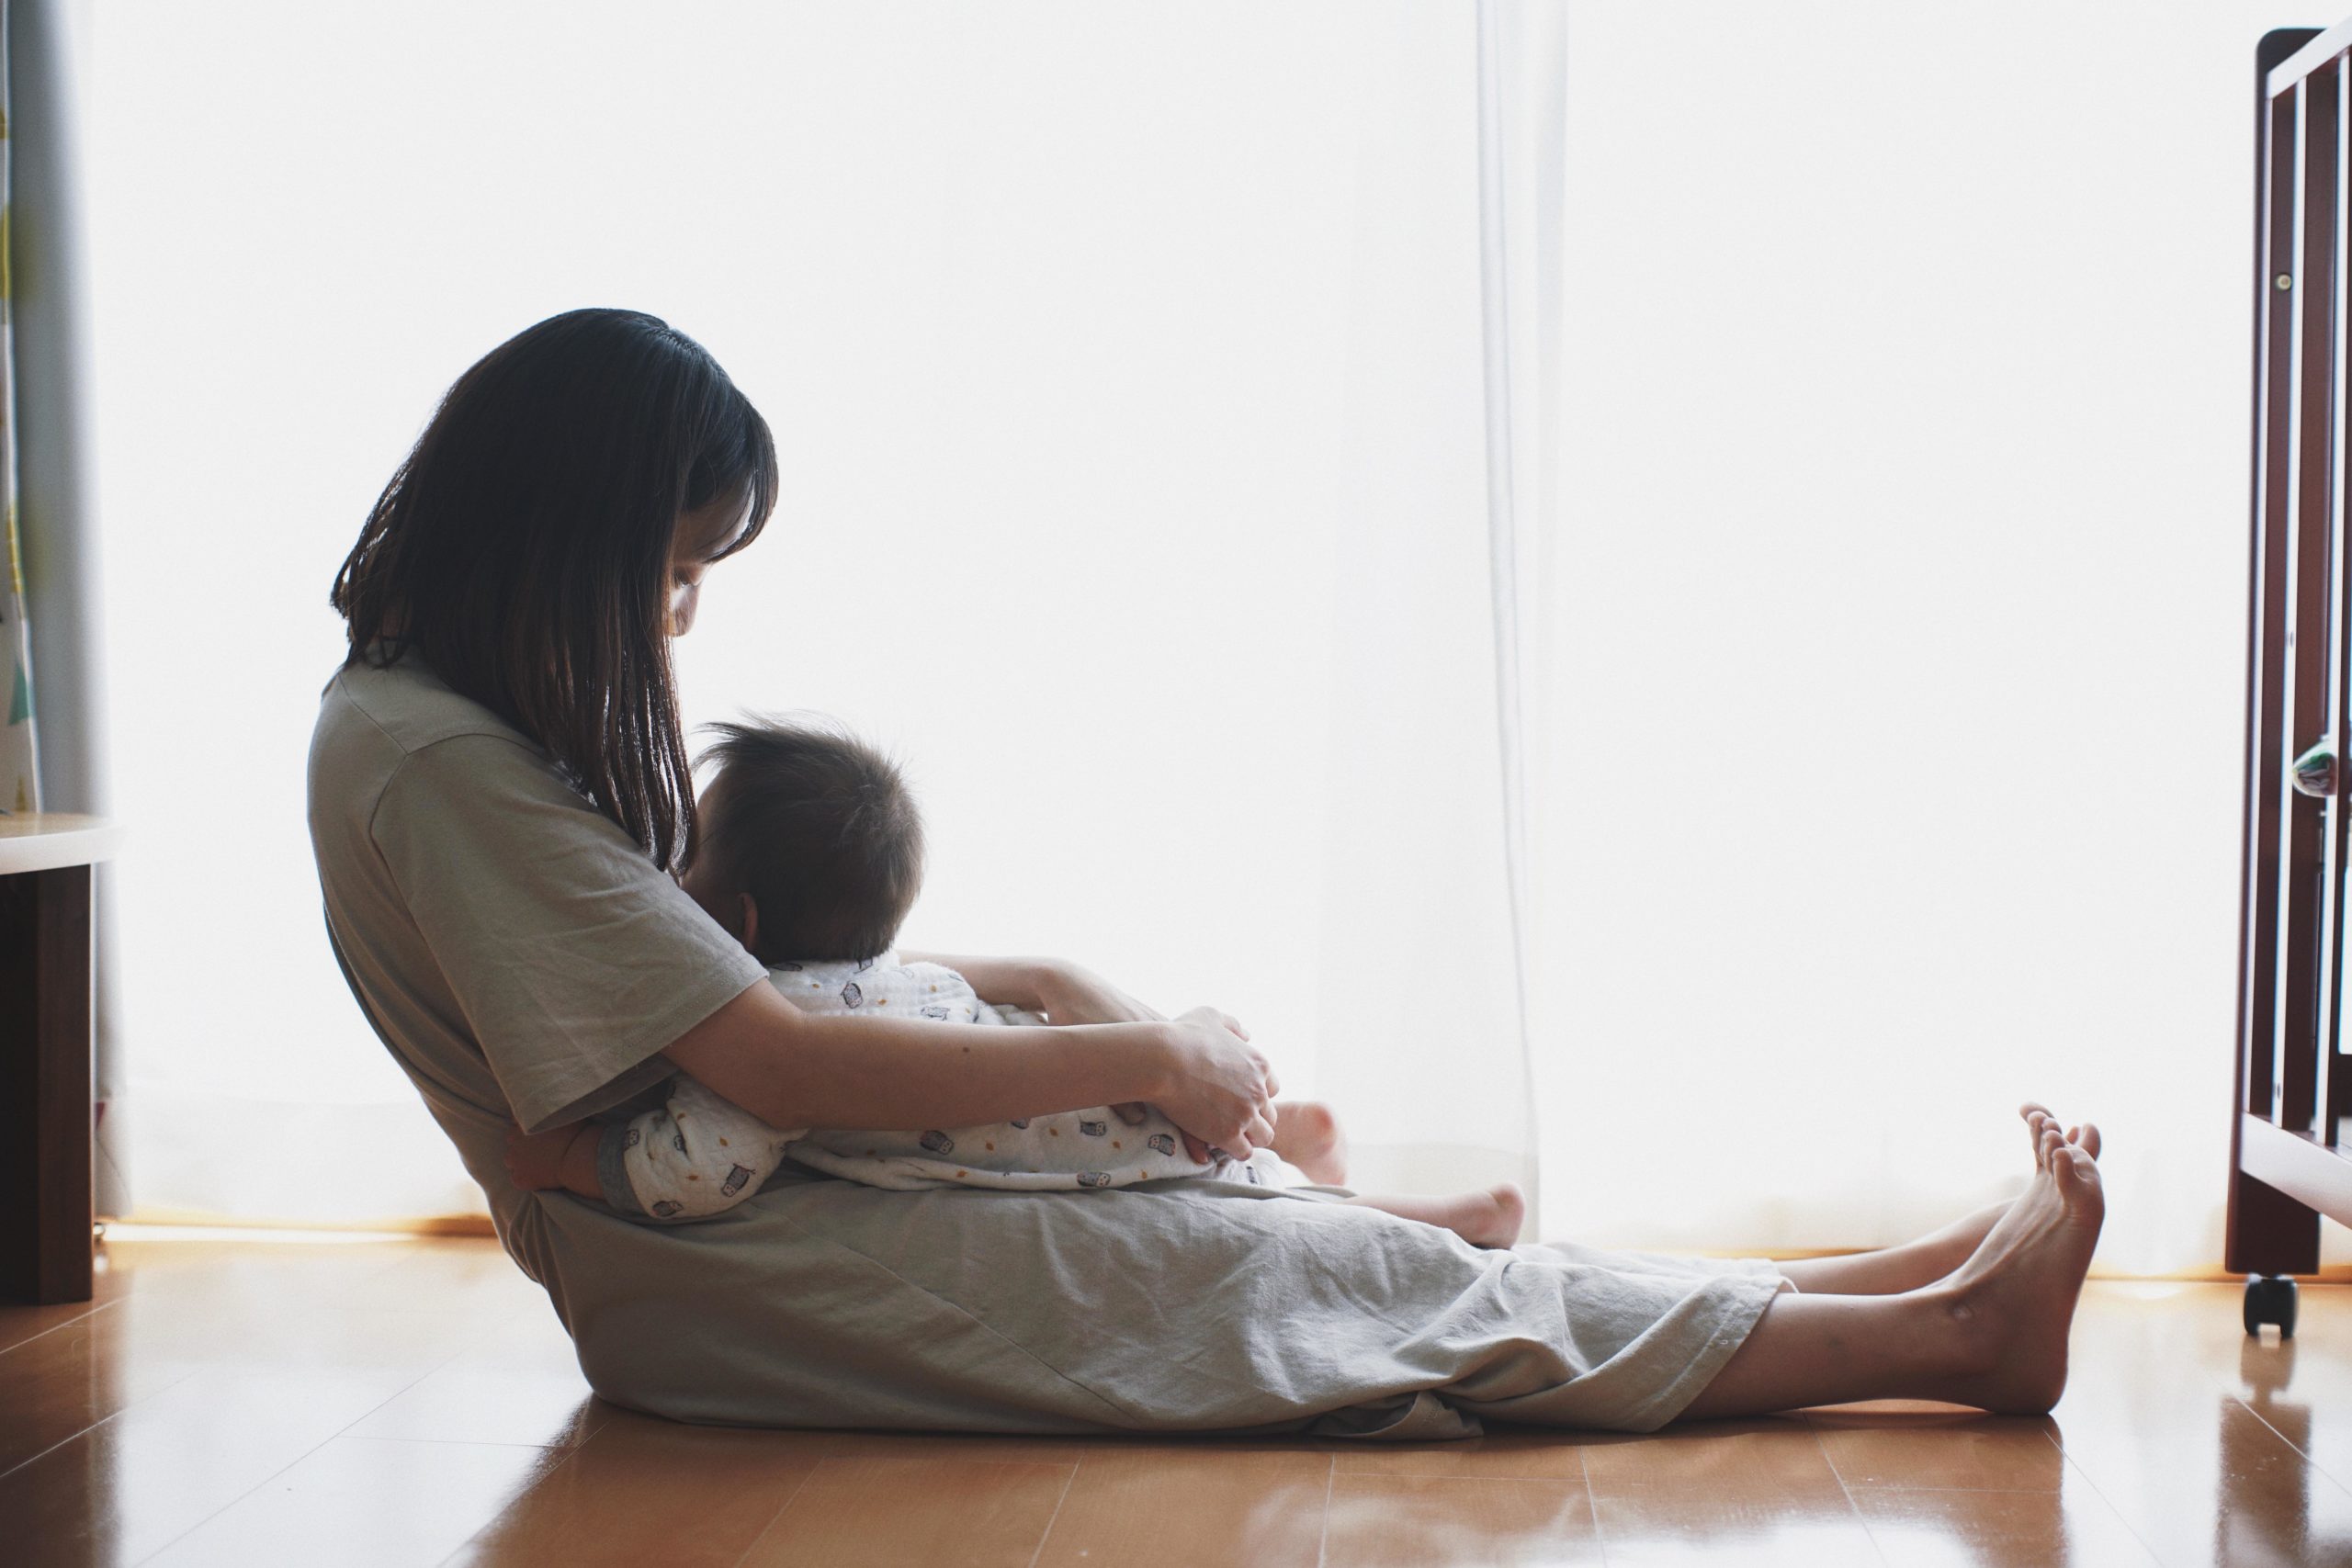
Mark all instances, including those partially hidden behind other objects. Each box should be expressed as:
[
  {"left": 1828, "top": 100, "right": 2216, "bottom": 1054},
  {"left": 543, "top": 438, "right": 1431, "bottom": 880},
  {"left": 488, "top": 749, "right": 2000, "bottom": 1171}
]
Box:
[
  {"left": 1242, "top": 1112, "right": 1276, "bottom": 1154},
  {"left": 1206, "top": 1115, "right": 1279, "bottom": 1164},
  {"left": 1160, "top": 1007, "right": 1282, "bottom": 1165}
]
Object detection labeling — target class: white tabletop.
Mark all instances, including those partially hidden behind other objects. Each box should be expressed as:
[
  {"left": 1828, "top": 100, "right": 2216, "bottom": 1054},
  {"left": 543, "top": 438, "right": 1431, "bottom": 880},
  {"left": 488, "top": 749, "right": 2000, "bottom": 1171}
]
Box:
[{"left": 0, "top": 813, "right": 122, "bottom": 876}]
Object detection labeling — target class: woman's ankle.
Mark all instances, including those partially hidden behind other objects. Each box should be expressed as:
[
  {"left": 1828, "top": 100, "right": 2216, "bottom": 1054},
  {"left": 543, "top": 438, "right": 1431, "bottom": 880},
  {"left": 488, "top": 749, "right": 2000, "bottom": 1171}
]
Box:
[{"left": 1914, "top": 1279, "right": 2011, "bottom": 1394}]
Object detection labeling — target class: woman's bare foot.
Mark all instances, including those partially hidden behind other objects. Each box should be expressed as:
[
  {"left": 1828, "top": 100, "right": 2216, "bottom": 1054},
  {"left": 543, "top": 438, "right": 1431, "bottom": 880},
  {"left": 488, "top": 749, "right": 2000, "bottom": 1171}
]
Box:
[
  {"left": 1270, "top": 1099, "right": 1350, "bottom": 1186},
  {"left": 1782, "top": 1104, "right": 2108, "bottom": 1294},
  {"left": 503, "top": 1122, "right": 579, "bottom": 1191},
  {"left": 2020, "top": 1100, "right": 2102, "bottom": 1162},
  {"left": 1936, "top": 1113, "right": 2106, "bottom": 1414}
]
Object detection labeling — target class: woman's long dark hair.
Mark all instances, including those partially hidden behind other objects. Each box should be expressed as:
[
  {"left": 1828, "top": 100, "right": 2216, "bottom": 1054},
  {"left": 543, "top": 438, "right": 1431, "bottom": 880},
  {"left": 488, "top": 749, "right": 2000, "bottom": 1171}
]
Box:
[{"left": 331, "top": 308, "right": 777, "bottom": 870}]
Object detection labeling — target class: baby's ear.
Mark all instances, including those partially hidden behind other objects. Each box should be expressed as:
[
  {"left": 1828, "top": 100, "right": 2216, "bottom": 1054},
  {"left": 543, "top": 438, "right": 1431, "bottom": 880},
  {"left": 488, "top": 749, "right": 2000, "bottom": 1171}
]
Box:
[{"left": 739, "top": 893, "right": 761, "bottom": 955}]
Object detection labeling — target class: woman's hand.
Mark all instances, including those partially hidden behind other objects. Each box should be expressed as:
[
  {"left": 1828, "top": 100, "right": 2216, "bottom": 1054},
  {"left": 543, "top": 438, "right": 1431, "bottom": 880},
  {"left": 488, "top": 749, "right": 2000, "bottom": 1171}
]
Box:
[
  {"left": 1154, "top": 1006, "right": 1279, "bottom": 1161},
  {"left": 1039, "top": 967, "right": 1271, "bottom": 1150}
]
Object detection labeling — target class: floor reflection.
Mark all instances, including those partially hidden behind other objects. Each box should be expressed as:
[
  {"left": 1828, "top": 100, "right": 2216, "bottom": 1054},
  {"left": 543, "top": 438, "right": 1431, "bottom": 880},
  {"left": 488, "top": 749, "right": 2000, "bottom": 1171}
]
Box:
[{"left": 2229, "top": 1330, "right": 2326, "bottom": 1568}]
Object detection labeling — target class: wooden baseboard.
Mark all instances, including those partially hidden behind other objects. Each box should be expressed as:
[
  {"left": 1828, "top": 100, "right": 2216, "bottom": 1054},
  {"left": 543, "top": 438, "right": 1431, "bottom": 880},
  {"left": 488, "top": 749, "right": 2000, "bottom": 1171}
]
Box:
[
  {"left": 103, "top": 1211, "right": 2352, "bottom": 1280},
  {"left": 115, "top": 1208, "right": 497, "bottom": 1239}
]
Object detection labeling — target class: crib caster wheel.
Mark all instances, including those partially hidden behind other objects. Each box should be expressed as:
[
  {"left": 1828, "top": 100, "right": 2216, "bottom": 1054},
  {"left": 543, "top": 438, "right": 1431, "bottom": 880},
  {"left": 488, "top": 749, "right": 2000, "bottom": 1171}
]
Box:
[{"left": 2245, "top": 1275, "right": 2299, "bottom": 1338}]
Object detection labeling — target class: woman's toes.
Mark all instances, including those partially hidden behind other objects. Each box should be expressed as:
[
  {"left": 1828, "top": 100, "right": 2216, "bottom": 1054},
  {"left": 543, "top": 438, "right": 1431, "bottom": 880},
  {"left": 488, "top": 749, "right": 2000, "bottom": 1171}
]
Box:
[
  {"left": 2027, "top": 1113, "right": 2058, "bottom": 1168},
  {"left": 2073, "top": 1123, "right": 2102, "bottom": 1160}
]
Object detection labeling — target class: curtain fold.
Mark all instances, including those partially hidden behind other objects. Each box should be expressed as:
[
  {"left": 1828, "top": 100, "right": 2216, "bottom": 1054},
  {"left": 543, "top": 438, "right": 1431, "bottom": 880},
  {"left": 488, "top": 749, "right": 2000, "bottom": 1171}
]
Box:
[
  {"left": 1289, "top": 0, "right": 1545, "bottom": 1216},
  {"left": 1473, "top": 0, "right": 1567, "bottom": 1239},
  {"left": 0, "top": 0, "right": 28, "bottom": 817},
  {"left": 11, "top": 0, "right": 124, "bottom": 1217}
]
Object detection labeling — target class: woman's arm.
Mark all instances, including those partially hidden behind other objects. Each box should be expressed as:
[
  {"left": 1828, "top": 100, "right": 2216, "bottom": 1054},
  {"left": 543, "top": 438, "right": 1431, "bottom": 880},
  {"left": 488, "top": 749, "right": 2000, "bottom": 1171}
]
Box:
[{"left": 662, "top": 979, "right": 1280, "bottom": 1154}]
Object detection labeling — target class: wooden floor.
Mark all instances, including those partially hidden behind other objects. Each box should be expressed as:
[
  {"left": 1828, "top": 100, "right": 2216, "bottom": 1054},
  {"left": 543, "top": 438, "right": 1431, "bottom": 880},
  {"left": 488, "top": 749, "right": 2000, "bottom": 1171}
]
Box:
[{"left": 3, "top": 1235, "right": 2349, "bottom": 1566}]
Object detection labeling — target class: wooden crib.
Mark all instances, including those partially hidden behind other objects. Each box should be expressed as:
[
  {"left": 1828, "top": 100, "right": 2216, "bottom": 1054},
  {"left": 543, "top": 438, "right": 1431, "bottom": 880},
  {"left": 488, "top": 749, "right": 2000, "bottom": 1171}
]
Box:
[{"left": 2232, "top": 21, "right": 2352, "bottom": 1336}]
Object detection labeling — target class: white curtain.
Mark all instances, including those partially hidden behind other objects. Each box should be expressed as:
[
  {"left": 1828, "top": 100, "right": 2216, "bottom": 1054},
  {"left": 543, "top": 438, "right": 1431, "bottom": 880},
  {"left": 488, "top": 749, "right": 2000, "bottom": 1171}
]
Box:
[
  {"left": 1520, "top": 2, "right": 2272, "bottom": 1277},
  {"left": 9, "top": 0, "right": 126, "bottom": 1217},
  {"left": 0, "top": 0, "right": 29, "bottom": 818},
  {"left": 92, "top": 0, "right": 1526, "bottom": 1228},
  {"left": 88, "top": 2, "right": 2278, "bottom": 1275}
]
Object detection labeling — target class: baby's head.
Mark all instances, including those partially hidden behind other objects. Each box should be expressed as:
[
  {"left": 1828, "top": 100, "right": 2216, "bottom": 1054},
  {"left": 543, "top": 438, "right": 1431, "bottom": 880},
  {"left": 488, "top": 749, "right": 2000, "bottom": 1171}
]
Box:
[{"left": 679, "top": 718, "right": 924, "bottom": 964}]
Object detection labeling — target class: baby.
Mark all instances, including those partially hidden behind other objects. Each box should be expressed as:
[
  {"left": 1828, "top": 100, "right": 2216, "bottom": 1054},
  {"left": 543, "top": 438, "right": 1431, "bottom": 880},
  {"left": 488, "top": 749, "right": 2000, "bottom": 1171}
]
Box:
[{"left": 506, "top": 718, "right": 1524, "bottom": 1248}]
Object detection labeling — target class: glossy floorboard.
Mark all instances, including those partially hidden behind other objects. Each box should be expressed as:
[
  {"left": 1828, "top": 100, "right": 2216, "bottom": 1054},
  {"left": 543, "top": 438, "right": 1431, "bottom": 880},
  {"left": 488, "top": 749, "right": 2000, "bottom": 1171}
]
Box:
[{"left": 2, "top": 1235, "right": 2347, "bottom": 1566}]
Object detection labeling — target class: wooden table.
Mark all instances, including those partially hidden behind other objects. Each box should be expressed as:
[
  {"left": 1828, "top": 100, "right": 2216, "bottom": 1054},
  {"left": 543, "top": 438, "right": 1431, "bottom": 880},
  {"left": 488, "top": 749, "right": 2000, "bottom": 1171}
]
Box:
[{"left": 0, "top": 812, "right": 120, "bottom": 1303}]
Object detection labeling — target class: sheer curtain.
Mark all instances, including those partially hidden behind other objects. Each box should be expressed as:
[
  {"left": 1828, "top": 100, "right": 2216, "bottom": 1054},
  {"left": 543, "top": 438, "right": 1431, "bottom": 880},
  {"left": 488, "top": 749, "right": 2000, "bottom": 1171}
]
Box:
[
  {"left": 0, "top": 0, "right": 29, "bottom": 817},
  {"left": 1521, "top": 2, "right": 2278, "bottom": 1276},
  {"left": 91, "top": 1, "right": 1526, "bottom": 1227},
  {"left": 88, "top": 2, "right": 2267, "bottom": 1275},
  {"left": 9, "top": 0, "right": 125, "bottom": 1218}
]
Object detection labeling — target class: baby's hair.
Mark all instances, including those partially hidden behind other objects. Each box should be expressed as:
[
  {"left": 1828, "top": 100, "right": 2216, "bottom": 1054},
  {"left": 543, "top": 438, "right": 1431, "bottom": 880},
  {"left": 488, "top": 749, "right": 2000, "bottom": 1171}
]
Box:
[{"left": 691, "top": 716, "right": 924, "bottom": 964}]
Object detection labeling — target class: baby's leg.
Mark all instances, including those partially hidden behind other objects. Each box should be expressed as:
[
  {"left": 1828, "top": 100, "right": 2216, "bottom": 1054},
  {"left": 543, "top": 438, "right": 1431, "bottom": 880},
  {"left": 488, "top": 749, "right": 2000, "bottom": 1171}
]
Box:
[
  {"left": 1347, "top": 1183, "right": 1525, "bottom": 1249},
  {"left": 1269, "top": 1100, "right": 1350, "bottom": 1186}
]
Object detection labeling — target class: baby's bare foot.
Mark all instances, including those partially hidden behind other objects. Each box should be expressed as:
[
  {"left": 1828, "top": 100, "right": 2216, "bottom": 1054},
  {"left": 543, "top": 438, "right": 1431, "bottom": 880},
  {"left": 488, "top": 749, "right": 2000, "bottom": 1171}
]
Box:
[
  {"left": 1271, "top": 1100, "right": 1350, "bottom": 1186},
  {"left": 1448, "top": 1182, "right": 1525, "bottom": 1249},
  {"left": 1940, "top": 1118, "right": 2105, "bottom": 1414},
  {"left": 503, "top": 1122, "right": 578, "bottom": 1191}
]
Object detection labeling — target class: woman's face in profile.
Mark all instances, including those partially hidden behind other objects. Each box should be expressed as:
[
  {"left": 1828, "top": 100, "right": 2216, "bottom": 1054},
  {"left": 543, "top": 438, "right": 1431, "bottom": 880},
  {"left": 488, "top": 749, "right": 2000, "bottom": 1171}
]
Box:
[{"left": 667, "top": 490, "right": 755, "bottom": 637}]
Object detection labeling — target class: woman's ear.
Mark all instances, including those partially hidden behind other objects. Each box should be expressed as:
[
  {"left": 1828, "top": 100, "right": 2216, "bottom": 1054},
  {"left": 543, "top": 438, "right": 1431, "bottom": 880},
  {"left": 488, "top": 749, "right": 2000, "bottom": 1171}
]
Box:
[{"left": 739, "top": 893, "right": 761, "bottom": 955}]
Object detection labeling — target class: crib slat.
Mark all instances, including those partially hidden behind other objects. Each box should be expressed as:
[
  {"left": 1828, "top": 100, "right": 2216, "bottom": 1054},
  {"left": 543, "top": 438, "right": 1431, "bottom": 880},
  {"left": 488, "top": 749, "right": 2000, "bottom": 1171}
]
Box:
[
  {"left": 2274, "top": 66, "right": 2337, "bottom": 1139},
  {"left": 2229, "top": 28, "right": 2329, "bottom": 1282},
  {"left": 2306, "top": 57, "right": 2352, "bottom": 1147},
  {"left": 2245, "top": 84, "right": 2299, "bottom": 1132},
  {"left": 2333, "top": 61, "right": 2352, "bottom": 1145}
]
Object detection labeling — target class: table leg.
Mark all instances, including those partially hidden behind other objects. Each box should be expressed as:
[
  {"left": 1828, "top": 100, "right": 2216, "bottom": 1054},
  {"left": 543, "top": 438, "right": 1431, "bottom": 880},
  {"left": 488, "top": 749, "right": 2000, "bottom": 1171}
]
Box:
[{"left": 0, "top": 863, "right": 95, "bottom": 1303}]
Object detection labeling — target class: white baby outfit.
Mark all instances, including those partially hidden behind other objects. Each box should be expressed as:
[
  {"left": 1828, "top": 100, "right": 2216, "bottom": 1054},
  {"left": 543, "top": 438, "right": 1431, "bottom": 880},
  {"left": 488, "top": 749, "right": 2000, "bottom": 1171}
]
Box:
[{"left": 595, "top": 953, "right": 1297, "bottom": 1222}]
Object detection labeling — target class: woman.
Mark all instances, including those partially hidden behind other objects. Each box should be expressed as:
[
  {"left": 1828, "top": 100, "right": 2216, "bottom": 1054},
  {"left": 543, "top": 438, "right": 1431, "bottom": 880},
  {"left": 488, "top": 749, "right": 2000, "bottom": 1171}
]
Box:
[{"left": 308, "top": 309, "right": 2104, "bottom": 1437}]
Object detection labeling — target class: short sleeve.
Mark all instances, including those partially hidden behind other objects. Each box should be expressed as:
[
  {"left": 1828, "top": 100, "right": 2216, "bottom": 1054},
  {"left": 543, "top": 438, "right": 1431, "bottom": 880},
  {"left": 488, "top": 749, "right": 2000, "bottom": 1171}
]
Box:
[{"left": 370, "top": 733, "right": 771, "bottom": 1134}]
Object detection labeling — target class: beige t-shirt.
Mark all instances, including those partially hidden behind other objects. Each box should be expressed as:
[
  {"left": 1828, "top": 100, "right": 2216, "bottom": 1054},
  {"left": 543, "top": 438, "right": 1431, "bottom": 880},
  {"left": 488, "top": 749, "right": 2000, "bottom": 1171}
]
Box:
[{"left": 306, "top": 649, "right": 768, "bottom": 1277}]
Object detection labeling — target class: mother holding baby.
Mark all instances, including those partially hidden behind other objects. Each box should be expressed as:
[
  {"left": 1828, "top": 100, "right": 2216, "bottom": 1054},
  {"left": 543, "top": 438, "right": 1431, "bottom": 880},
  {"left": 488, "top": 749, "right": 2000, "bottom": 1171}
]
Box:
[{"left": 307, "top": 309, "right": 2107, "bottom": 1438}]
